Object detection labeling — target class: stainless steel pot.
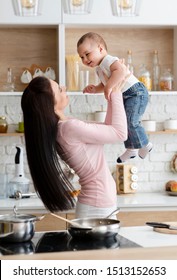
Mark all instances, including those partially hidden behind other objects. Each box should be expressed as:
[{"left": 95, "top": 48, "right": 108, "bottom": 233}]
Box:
[
  {"left": 0, "top": 213, "right": 44, "bottom": 243},
  {"left": 68, "top": 218, "right": 120, "bottom": 239}
]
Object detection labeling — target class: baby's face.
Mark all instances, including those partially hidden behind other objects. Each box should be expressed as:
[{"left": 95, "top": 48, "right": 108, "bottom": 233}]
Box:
[{"left": 77, "top": 38, "right": 106, "bottom": 68}]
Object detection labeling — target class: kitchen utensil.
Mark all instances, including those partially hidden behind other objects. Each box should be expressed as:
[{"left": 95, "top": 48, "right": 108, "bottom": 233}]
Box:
[
  {"left": 9, "top": 191, "right": 37, "bottom": 199},
  {"left": 0, "top": 206, "right": 44, "bottom": 243},
  {"left": 8, "top": 146, "right": 30, "bottom": 197},
  {"left": 154, "top": 227, "right": 177, "bottom": 235},
  {"left": 51, "top": 207, "right": 119, "bottom": 228},
  {"left": 68, "top": 217, "right": 120, "bottom": 239},
  {"left": 146, "top": 222, "right": 177, "bottom": 235},
  {"left": 146, "top": 222, "right": 177, "bottom": 230},
  {"left": 105, "top": 207, "right": 120, "bottom": 218},
  {"left": 50, "top": 213, "right": 92, "bottom": 229}
]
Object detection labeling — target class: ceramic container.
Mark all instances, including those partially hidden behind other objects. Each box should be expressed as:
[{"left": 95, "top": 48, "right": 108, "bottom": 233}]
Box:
[
  {"left": 142, "top": 120, "right": 156, "bottom": 132},
  {"left": 164, "top": 119, "right": 177, "bottom": 130}
]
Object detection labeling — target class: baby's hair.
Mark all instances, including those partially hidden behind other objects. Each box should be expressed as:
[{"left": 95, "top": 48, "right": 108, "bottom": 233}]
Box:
[{"left": 77, "top": 32, "right": 107, "bottom": 51}]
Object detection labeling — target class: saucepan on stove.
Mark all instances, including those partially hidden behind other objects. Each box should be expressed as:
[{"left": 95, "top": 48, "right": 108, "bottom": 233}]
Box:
[
  {"left": 51, "top": 208, "right": 120, "bottom": 239},
  {"left": 0, "top": 206, "right": 44, "bottom": 243},
  {"left": 68, "top": 217, "right": 120, "bottom": 239}
]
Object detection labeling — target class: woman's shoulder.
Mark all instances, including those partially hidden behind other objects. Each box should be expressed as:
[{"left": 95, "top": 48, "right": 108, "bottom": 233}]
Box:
[
  {"left": 58, "top": 118, "right": 88, "bottom": 140},
  {"left": 58, "top": 118, "right": 85, "bottom": 131}
]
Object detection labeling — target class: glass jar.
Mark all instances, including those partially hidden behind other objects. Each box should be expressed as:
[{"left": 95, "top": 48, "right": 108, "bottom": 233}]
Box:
[
  {"left": 66, "top": 55, "right": 80, "bottom": 91},
  {"left": 138, "top": 64, "right": 152, "bottom": 91},
  {"left": 159, "top": 69, "right": 173, "bottom": 91},
  {"left": 0, "top": 116, "right": 8, "bottom": 133}
]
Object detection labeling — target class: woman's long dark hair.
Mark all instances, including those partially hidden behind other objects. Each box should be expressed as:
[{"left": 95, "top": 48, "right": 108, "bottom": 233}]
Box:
[{"left": 21, "top": 76, "right": 75, "bottom": 212}]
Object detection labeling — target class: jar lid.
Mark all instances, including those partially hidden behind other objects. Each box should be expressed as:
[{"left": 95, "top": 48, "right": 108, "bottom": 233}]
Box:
[{"left": 160, "top": 69, "right": 173, "bottom": 80}]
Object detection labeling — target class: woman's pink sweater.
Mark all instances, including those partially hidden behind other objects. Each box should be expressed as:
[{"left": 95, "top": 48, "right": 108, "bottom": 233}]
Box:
[{"left": 57, "top": 91, "right": 127, "bottom": 207}]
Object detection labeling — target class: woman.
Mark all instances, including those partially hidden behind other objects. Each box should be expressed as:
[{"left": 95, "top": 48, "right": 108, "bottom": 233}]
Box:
[{"left": 21, "top": 71, "right": 127, "bottom": 218}]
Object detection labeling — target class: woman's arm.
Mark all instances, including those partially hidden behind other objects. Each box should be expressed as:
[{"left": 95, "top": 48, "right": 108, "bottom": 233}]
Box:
[
  {"left": 61, "top": 62, "right": 128, "bottom": 145},
  {"left": 61, "top": 90, "right": 127, "bottom": 144}
]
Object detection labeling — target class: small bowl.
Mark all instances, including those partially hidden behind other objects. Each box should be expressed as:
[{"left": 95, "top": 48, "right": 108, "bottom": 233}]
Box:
[{"left": 164, "top": 119, "right": 177, "bottom": 130}]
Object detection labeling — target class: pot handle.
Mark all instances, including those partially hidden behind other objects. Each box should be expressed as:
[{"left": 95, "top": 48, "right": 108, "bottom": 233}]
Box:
[{"left": 35, "top": 215, "right": 45, "bottom": 222}]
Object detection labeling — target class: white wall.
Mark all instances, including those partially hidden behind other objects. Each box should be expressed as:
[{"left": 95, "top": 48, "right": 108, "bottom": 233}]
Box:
[{"left": 0, "top": 94, "right": 177, "bottom": 193}]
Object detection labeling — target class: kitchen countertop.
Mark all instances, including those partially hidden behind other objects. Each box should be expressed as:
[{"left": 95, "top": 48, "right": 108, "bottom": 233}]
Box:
[
  {"left": 1, "top": 225, "right": 177, "bottom": 260},
  {"left": 0, "top": 192, "right": 177, "bottom": 214}
]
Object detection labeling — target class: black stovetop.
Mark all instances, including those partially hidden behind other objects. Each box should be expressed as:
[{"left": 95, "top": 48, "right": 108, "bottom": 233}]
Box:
[{"left": 0, "top": 231, "right": 141, "bottom": 256}]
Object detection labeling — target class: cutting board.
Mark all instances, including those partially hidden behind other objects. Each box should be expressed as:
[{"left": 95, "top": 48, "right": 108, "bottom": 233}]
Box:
[{"left": 154, "top": 222, "right": 177, "bottom": 234}]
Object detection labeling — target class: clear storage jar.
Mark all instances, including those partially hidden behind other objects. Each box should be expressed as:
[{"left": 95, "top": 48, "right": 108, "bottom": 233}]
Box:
[
  {"left": 0, "top": 116, "right": 8, "bottom": 133},
  {"left": 159, "top": 69, "right": 173, "bottom": 91},
  {"left": 138, "top": 64, "right": 152, "bottom": 91}
]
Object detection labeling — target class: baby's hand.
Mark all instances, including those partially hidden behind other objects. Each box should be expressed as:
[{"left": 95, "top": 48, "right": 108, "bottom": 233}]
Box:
[{"left": 83, "top": 85, "right": 96, "bottom": 93}]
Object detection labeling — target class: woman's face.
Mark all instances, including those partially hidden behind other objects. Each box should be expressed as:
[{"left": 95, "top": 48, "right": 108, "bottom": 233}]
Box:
[{"left": 50, "top": 80, "right": 69, "bottom": 112}]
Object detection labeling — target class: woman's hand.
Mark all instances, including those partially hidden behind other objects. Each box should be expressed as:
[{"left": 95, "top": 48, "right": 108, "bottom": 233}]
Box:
[{"left": 104, "top": 59, "right": 130, "bottom": 100}]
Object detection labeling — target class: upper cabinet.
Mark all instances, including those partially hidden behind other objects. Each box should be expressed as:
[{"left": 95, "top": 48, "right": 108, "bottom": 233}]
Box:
[
  {"left": 0, "top": 0, "right": 177, "bottom": 26},
  {"left": 0, "top": 0, "right": 62, "bottom": 25},
  {"left": 0, "top": 0, "right": 177, "bottom": 92},
  {"left": 62, "top": 0, "right": 177, "bottom": 26}
]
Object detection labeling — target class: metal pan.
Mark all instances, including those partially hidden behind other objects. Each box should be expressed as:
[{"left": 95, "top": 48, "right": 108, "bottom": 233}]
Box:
[
  {"left": 68, "top": 218, "right": 120, "bottom": 239},
  {"left": 0, "top": 206, "right": 44, "bottom": 243}
]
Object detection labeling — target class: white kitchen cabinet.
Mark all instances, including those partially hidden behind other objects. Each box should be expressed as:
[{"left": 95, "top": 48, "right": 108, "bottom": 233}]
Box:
[
  {"left": 62, "top": 0, "right": 177, "bottom": 26},
  {"left": 0, "top": 0, "right": 177, "bottom": 92},
  {"left": 0, "top": 0, "right": 62, "bottom": 25},
  {"left": 62, "top": 0, "right": 177, "bottom": 90}
]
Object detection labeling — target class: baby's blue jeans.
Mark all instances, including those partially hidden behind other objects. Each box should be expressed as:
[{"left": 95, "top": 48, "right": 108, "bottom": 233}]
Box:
[{"left": 123, "top": 82, "right": 149, "bottom": 149}]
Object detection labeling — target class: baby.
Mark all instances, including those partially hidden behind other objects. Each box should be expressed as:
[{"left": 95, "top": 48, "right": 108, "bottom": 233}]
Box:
[{"left": 77, "top": 32, "right": 152, "bottom": 163}]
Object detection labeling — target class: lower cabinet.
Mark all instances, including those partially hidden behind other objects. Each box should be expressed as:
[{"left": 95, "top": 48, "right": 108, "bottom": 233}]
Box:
[
  {"left": 117, "top": 211, "right": 177, "bottom": 227},
  {"left": 67, "top": 211, "right": 177, "bottom": 227},
  {"left": 33, "top": 210, "right": 177, "bottom": 231},
  {"left": 34, "top": 213, "right": 67, "bottom": 231}
]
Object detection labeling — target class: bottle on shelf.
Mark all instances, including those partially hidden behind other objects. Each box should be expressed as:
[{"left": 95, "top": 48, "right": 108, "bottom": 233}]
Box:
[
  {"left": 138, "top": 64, "right": 152, "bottom": 91},
  {"left": 66, "top": 55, "right": 80, "bottom": 91},
  {"left": 159, "top": 68, "right": 174, "bottom": 91},
  {"left": 152, "top": 50, "right": 160, "bottom": 91},
  {"left": 127, "top": 50, "right": 134, "bottom": 74},
  {"left": 3, "top": 68, "right": 15, "bottom": 92}
]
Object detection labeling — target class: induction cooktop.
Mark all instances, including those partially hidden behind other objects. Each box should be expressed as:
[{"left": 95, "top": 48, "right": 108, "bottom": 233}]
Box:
[{"left": 0, "top": 231, "right": 141, "bottom": 256}]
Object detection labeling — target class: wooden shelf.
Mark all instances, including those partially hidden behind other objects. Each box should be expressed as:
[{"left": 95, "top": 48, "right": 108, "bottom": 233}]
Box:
[
  {"left": 1, "top": 91, "right": 177, "bottom": 96},
  {"left": 0, "top": 132, "right": 24, "bottom": 136},
  {"left": 147, "top": 130, "right": 177, "bottom": 134},
  {"left": 1, "top": 131, "right": 177, "bottom": 137}
]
